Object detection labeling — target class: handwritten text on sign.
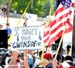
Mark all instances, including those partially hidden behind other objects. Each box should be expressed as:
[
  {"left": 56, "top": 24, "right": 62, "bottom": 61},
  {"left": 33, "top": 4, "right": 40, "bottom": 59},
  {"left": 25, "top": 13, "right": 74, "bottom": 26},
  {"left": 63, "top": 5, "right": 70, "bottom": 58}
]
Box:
[{"left": 11, "top": 26, "right": 43, "bottom": 50}]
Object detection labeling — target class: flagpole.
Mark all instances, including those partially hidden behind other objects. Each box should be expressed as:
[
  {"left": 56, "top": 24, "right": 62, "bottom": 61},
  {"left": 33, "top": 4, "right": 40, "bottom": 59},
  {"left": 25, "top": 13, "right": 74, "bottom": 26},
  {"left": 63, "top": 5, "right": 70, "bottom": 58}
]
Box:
[
  {"left": 41, "top": 0, "right": 54, "bottom": 61},
  {"left": 8, "top": 0, "right": 32, "bottom": 44},
  {"left": 68, "top": 3, "right": 75, "bottom": 56},
  {"left": 54, "top": 23, "right": 66, "bottom": 59},
  {"left": 47, "top": 0, "right": 54, "bottom": 52},
  {"left": 7, "top": 0, "right": 10, "bottom": 24},
  {"left": 68, "top": 46, "right": 72, "bottom": 56},
  {"left": 16, "top": 0, "right": 31, "bottom": 26},
  {"left": 54, "top": 32, "right": 64, "bottom": 59},
  {"left": 48, "top": 0, "right": 54, "bottom": 23}
]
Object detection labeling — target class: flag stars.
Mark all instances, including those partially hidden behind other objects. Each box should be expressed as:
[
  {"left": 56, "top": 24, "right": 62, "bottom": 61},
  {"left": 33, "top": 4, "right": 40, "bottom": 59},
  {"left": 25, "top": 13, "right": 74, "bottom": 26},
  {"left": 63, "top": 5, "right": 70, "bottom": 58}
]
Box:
[
  {"left": 65, "top": 2, "right": 71, "bottom": 8},
  {"left": 62, "top": 0, "right": 71, "bottom": 9}
]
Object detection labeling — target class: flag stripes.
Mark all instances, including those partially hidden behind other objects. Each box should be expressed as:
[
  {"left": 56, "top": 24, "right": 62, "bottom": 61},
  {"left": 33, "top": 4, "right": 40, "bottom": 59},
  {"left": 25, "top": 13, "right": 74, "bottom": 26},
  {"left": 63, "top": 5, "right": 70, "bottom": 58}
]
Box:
[{"left": 44, "top": 0, "right": 73, "bottom": 46}]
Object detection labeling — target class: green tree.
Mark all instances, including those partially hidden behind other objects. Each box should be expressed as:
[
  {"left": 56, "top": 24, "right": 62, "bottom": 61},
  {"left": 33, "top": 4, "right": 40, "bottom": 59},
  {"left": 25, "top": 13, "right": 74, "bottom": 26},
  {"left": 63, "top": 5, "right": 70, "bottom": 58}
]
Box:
[
  {"left": 10, "top": 0, "right": 54, "bottom": 17},
  {"left": 32, "top": 0, "right": 51, "bottom": 17},
  {"left": 10, "top": 0, "right": 30, "bottom": 13},
  {"left": 0, "top": 0, "right": 8, "bottom": 7}
]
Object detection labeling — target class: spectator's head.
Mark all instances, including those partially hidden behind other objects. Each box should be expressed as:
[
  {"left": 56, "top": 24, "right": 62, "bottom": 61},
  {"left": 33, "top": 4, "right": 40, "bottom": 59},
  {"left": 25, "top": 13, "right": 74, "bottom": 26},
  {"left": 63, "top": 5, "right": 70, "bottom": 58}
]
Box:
[
  {"left": 53, "top": 54, "right": 64, "bottom": 63},
  {"left": 6, "top": 23, "right": 10, "bottom": 28},
  {"left": 43, "top": 53, "right": 52, "bottom": 61},
  {"left": 64, "top": 55, "right": 73, "bottom": 62},
  {"left": 11, "top": 49, "right": 19, "bottom": 60}
]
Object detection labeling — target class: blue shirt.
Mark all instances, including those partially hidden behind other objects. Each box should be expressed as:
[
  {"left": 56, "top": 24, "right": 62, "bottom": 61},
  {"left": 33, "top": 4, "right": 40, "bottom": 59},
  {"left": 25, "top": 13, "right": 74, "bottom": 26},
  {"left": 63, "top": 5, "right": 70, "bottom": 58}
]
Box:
[{"left": 6, "top": 28, "right": 12, "bottom": 36}]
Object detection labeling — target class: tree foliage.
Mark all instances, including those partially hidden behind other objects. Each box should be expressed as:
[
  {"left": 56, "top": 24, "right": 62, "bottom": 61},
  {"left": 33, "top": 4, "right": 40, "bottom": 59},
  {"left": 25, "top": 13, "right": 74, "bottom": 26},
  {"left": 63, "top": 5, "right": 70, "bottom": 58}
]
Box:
[
  {"left": 10, "top": 0, "right": 30, "bottom": 13},
  {"left": 32, "top": 0, "right": 51, "bottom": 17},
  {"left": 0, "top": 0, "right": 55, "bottom": 17},
  {"left": 10, "top": 0, "right": 53, "bottom": 17},
  {"left": 0, "top": 0, "right": 8, "bottom": 7}
]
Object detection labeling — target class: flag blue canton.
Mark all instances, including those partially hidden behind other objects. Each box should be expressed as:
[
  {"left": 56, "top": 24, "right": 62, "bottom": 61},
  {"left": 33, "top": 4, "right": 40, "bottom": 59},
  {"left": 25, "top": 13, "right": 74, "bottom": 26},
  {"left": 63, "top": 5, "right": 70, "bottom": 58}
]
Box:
[{"left": 61, "top": 0, "right": 72, "bottom": 9}]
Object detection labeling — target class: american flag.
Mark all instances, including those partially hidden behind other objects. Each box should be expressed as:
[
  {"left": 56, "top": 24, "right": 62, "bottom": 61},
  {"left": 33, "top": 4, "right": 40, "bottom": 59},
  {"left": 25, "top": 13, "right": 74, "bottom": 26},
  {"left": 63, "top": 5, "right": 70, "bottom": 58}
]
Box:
[{"left": 44, "top": 0, "right": 73, "bottom": 47}]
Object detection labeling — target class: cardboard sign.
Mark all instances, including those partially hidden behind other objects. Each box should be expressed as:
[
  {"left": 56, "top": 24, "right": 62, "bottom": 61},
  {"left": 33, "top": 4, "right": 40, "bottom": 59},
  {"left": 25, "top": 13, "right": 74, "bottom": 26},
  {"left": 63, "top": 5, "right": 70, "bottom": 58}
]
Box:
[{"left": 11, "top": 26, "right": 43, "bottom": 50}]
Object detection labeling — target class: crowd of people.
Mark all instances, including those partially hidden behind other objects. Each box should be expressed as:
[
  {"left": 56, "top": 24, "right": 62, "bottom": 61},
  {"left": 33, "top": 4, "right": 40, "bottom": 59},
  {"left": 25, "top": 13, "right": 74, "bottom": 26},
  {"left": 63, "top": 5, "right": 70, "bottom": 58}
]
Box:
[
  {"left": 0, "top": 19, "right": 74, "bottom": 68},
  {"left": 0, "top": 46, "right": 74, "bottom": 68}
]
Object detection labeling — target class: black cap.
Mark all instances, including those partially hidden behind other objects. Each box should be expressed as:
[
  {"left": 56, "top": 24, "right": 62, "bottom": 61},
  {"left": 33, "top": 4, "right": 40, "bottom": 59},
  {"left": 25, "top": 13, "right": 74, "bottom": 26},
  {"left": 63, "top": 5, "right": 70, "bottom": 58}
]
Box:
[
  {"left": 66, "top": 45, "right": 71, "bottom": 49},
  {"left": 64, "top": 55, "right": 73, "bottom": 61}
]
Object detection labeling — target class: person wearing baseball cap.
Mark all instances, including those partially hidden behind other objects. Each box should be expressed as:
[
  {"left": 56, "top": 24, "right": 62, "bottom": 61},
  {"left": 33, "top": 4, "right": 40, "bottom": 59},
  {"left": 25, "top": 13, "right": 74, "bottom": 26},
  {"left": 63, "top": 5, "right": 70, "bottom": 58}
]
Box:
[{"left": 58, "top": 55, "right": 74, "bottom": 68}]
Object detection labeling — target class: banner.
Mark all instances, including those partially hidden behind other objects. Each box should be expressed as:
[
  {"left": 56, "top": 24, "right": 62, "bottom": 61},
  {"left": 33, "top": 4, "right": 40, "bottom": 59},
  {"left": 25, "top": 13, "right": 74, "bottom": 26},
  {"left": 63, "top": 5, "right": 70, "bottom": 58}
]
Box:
[{"left": 10, "top": 26, "right": 43, "bottom": 50}]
